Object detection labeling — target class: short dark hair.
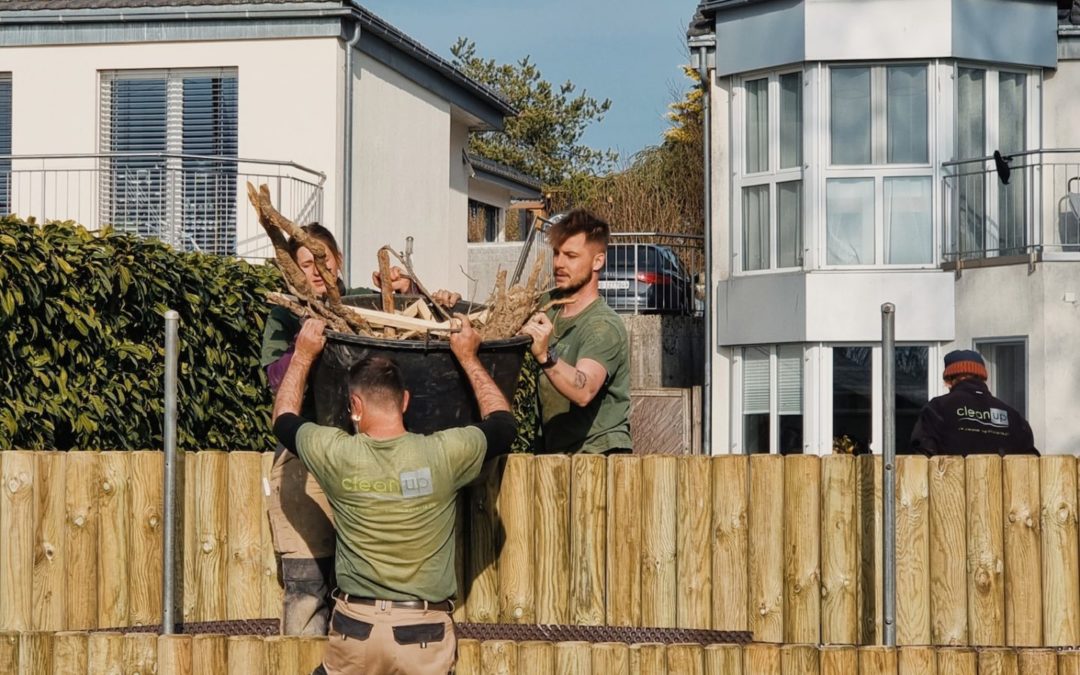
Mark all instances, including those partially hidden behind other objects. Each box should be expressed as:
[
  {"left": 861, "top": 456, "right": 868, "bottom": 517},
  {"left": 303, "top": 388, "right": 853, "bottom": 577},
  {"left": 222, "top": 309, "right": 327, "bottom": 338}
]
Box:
[
  {"left": 348, "top": 355, "right": 406, "bottom": 409},
  {"left": 548, "top": 209, "right": 610, "bottom": 249},
  {"left": 287, "top": 222, "right": 342, "bottom": 265}
]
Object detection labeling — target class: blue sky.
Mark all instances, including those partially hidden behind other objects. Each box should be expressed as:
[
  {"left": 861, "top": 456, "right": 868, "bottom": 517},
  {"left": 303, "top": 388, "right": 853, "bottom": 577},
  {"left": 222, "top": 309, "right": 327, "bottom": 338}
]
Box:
[{"left": 363, "top": 0, "right": 699, "bottom": 163}]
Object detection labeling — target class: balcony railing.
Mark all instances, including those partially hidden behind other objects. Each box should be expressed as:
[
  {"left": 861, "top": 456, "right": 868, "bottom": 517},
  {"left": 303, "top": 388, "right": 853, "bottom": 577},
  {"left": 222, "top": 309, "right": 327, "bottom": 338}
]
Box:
[
  {"left": 942, "top": 148, "right": 1080, "bottom": 262},
  {"left": 0, "top": 153, "right": 325, "bottom": 261}
]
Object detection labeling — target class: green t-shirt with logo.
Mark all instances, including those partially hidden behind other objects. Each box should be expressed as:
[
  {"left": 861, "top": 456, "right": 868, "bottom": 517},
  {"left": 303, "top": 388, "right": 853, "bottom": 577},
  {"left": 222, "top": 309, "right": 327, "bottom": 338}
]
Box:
[
  {"left": 295, "top": 423, "right": 486, "bottom": 601},
  {"left": 537, "top": 297, "right": 631, "bottom": 454}
]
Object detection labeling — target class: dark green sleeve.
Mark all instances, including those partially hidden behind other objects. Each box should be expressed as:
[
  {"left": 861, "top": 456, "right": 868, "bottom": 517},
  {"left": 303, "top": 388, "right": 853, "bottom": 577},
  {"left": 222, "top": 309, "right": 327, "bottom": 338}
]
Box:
[{"left": 260, "top": 305, "right": 300, "bottom": 367}]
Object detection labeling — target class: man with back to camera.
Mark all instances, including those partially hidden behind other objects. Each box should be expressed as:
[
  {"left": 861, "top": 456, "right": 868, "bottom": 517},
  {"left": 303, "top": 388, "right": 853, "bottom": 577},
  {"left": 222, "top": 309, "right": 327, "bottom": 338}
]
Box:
[
  {"left": 271, "top": 315, "right": 515, "bottom": 675},
  {"left": 905, "top": 349, "right": 1038, "bottom": 456},
  {"left": 518, "top": 209, "right": 632, "bottom": 455}
]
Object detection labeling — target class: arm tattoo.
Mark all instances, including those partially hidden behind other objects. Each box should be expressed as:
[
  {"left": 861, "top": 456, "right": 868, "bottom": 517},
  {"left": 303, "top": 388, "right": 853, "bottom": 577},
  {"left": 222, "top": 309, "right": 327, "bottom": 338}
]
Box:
[
  {"left": 461, "top": 358, "right": 511, "bottom": 417},
  {"left": 573, "top": 369, "right": 587, "bottom": 389}
]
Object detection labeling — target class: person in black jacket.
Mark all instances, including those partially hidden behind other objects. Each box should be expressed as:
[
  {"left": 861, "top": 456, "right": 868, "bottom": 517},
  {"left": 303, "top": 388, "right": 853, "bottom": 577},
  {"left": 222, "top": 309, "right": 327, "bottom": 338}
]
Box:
[{"left": 907, "top": 349, "right": 1037, "bottom": 456}]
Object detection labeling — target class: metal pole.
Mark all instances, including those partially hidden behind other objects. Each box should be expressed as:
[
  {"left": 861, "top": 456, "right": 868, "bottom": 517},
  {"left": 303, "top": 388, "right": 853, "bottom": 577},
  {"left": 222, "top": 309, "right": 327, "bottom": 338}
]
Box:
[
  {"left": 697, "top": 45, "right": 713, "bottom": 454},
  {"left": 881, "top": 302, "right": 897, "bottom": 646},
  {"left": 162, "top": 310, "right": 180, "bottom": 635}
]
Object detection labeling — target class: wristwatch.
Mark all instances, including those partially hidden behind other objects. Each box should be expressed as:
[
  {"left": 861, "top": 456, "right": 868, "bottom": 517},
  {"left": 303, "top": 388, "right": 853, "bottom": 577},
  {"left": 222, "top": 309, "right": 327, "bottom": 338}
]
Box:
[{"left": 540, "top": 346, "right": 559, "bottom": 369}]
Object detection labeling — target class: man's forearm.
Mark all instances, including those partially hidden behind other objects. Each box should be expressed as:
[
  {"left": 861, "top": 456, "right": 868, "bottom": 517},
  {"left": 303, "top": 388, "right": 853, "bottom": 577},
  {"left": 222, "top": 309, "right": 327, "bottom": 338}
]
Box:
[
  {"left": 272, "top": 354, "right": 314, "bottom": 422},
  {"left": 459, "top": 356, "right": 510, "bottom": 417},
  {"left": 541, "top": 359, "right": 601, "bottom": 408}
]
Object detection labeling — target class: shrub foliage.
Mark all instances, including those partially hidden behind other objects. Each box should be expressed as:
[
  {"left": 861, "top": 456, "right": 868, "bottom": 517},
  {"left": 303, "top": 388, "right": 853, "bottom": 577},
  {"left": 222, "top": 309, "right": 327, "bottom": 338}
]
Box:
[{"left": 0, "top": 217, "right": 280, "bottom": 451}]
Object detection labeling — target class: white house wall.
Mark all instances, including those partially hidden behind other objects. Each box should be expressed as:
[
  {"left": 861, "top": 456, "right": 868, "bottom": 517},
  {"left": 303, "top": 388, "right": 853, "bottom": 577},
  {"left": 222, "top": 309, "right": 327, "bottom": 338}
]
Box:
[
  {"left": 803, "top": 0, "right": 951, "bottom": 63},
  {"left": 1, "top": 37, "right": 342, "bottom": 254},
  {"left": 1044, "top": 58, "right": 1080, "bottom": 149}
]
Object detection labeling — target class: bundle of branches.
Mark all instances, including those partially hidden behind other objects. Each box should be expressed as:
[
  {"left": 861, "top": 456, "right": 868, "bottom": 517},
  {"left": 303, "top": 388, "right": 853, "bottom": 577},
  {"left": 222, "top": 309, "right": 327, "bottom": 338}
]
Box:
[{"left": 249, "top": 182, "right": 559, "bottom": 341}]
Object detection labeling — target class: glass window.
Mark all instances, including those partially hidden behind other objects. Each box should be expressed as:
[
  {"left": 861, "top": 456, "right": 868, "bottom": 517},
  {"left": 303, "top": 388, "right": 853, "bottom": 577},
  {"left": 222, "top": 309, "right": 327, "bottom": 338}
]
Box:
[
  {"left": 742, "top": 185, "right": 770, "bottom": 271},
  {"left": 743, "top": 347, "right": 771, "bottom": 453},
  {"left": 998, "top": 72, "right": 1027, "bottom": 254},
  {"left": 777, "top": 181, "right": 802, "bottom": 268},
  {"left": 957, "top": 67, "right": 986, "bottom": 258},
  {"left": 777, "top": 345, "right": 803, "bottom": 455},
  {"left": 895, "top": 346, "right": 929, "bottom": 451},
  {"left": 779, "top": 73, "right": 802, "bottom": 170},
  {"left": 468, "top": 199, "right": 501, "bottom": 243},
  {"left": 833, "top": 346, "right": 873, "bottom": 454},
  {"left": 887, "top": 65, "right": 928, "bottom": 164},
  {"left": 0, "top": 75, "right": 10, "bottom": 216},
  {"left": 884, "top": 176, "right": 933, "bottom": 264},
  {"left": 831, "top": 67, "right": 872, "bottom": 165},
  {"left": 827, "top": 178, "right": 875, "bottom": 265},
  {"left": 745, "top": 78, "right": 769, "bottom": 174},
  {"left": 975, "top": 340, "right": 1026, "bottom": 415}
]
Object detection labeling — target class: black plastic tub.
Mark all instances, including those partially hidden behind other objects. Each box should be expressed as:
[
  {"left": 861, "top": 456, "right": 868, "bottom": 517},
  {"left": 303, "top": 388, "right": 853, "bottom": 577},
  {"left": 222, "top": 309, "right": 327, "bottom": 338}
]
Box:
[{"left": 310, "top": 295, "right": 531, "bottom": 434}]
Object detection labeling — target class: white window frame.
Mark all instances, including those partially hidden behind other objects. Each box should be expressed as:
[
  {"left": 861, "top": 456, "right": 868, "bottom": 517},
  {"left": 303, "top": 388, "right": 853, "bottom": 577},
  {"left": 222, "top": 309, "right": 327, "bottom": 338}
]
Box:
[
  {"left": 819, "top": 61, "right": 939, "bottom": 270},
  {"left": 972, "top": 336, "right": 1028, "bottom": 415},
  {"left": 730, "top": 344, "right": 807, "bottom": 455},
  {"left": 732, "top": 68, "right": 806, "bottom": 275}
]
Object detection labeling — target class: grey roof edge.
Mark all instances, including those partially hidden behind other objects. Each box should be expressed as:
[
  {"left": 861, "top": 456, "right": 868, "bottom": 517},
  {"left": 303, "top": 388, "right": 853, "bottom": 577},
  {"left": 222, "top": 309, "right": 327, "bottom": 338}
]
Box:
[
  {"left": 695, "top": 0, "right": 772, "bottom": 18},
  {"left": 466, "top": 153, "right": 543, "bottom": 196}
]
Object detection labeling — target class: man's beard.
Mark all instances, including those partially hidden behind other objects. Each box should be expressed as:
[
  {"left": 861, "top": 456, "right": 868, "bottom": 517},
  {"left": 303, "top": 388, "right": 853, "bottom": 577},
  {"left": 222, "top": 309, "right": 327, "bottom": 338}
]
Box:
[{"left": 554, "top": 271, "right": 591, "bottom": 296}]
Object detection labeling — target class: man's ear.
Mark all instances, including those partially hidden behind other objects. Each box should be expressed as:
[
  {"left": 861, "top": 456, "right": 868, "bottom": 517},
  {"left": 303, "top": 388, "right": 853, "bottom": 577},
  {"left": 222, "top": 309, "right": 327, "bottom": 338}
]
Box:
[
  {"left": 401, "top": 390, "right": 411, "bottom": 415},
  {"left": 350, "top": 392, "right": 364, "bottom": 418},
  {"left": 592, "top": 249, "right": 606, "bottom": 273}
]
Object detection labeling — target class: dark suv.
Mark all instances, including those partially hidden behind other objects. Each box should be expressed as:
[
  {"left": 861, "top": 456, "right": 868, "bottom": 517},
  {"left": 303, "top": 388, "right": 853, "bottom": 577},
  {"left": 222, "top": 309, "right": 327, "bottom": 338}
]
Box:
[{"left": 599, "top": 243, "right": 694, "bottom": 314}]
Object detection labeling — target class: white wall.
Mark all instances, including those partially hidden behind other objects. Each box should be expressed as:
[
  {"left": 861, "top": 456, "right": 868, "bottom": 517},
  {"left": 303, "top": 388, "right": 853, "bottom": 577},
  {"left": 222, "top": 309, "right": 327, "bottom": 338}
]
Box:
[
  {"left": 1044, "top": 59, "right": 1080, "bottom": 149},
  {"left": 804, "top": 0, "right": 951, "bottom": 62},
  {"left": 1, "top": 37, "right": 342, "bottom": 254}
]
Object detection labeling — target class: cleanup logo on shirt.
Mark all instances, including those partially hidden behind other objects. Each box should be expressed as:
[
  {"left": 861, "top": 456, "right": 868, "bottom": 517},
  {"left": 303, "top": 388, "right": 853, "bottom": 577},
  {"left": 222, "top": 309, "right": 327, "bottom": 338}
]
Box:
[
  {"left": 957, "top": 405, "right": 1009, "bottom": 428},
  {"left": 400, "top": 467, "right": 434, "bottom": 498}
]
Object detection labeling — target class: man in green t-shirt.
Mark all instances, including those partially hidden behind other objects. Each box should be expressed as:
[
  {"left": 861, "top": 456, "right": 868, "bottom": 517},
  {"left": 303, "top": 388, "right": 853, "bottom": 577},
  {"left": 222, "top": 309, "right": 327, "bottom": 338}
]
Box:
[
  {"left": 272, "top": 316, "right": 515, "bottom": 675},
  {"left": 519, "top": 210, "right": 631, "bottom": 455}
]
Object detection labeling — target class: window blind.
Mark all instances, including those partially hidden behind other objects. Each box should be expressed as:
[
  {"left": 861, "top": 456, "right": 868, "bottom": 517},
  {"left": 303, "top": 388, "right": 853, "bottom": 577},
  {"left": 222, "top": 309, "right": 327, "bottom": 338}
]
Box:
[
  {"left": 777, "top": 346, "right": 802, "bottom": 415},
  {"left": 742, "top": 347, "right": 770, "bottom": 415},
  {"left": 0, "top": 75, "right": 12, "bottom": 215}
]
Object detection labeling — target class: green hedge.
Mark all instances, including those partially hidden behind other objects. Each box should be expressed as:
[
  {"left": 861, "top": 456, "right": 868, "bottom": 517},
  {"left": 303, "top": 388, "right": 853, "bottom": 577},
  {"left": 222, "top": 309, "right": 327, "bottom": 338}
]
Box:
[{"left": 0, "top": 217, "right": 280, "bottom": 451}]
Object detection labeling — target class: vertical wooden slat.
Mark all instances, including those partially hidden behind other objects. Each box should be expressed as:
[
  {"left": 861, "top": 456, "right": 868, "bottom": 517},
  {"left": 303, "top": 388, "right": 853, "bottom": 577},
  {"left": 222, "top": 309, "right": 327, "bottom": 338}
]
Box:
[
  {"left": 122, "top": 632, "right": 157, "bottom": 675},
  {"left": 1, "top": 451, "right": 35, "bottom": 631},
  {"left": 858, "top": 646, "right": 897, "bottom": 675},
  {"left": 711, "top": 456, "right": 748, "bottom": 633},
  {"left": 19, "top": 631, "right": 51, "bottom": 675},
  {"left": 857, "top": 454, "right": 883, "bottom": 645},
  {"left": 265, "top": 635, "right": 299, "bottom": 674},
  {"left": 534, "top": 455, "right": 570, "bottom": 625},
  {"left": 930, "top": 456, "right": 968, "bottom": 645},
  {"left": 936, "top": 647, "right": 977, "bottom": 675},
  {"left": 97, "top": 452, "right": 131, "bottom": 628},
  {"left": 129, "top": 451, "right": 163, "bottom": 627},
  {"left": 1062, "top": 650, "right": 1080, "bottom": 675},
  {"left": 517, "top": 641, "right": 554, "bottom": 675},
  {"left": 193, "top": 452, "right": 228, "bottom": 622},
  {"left": 0, "top": 633, "right": 18, "bottom": 673},
  {"left": 570, "top": 454, "right": 606, "bottom": 625},
  {"left": 1041, "top": 455, "right": 1080, "bottom": 647},
  {"left": 259, "top": 451, "right": 282, "bottom": 621},
  {"left": 157, "top": 634, "right": 192, "bottom": 675},
  {"left": 227, "top": 635, "right": 267, "bottom": 675},
  {"left": 749, "top": 454, "right": 784, "bottom": 642},
  {"left": 780, "top": 644, "right": 818, "bottom": 675},
  {"left": 666, "top": 644, "right": 704, "bottom": 675},
  {"left": 592, "top": 642, "right": 630, "bottom": 675},
  {"left": 481, "top": 640, "right": 517, "bottom": 675},
  {"left": 467, "top": 460, "right": 501, "bottom": 623},
  {"left": 898, "top": 646, "right": 937, "bottom": 675},
  {"left": 87, "top": 632, "right": 123, "bottom": 674},
  {"left": 966, "top": 455, "right": 1005, "bottom": 646},
  {"left": 819, "top": 645, "right": 856, "bottom": 675},
  {"left": 1003, "top": 455, "right": 1042, "bottom": 647},
  {"left": 50, "top": 632, "right": 87, "bottom": 675},
  {"left": 635, "top": 643, "right": 667, "bottom": 675},
  {"left": 820, "top": 455, "right": 858, "bottom": 645},
  {"left": 457, "top": 638, "right": 481, "bottom": 675},
  {"left": 498, "top": 454, "right": 535, "bottom": 623},
  {"left": 192, "top": 634, "right": 227, "bottom": 674},
  {"left": 783, "top": 455, "right": 820, "bottom": 644},
  {"left": 182, "top": 451, "right": 196, "bottom": 623},
  {"left": 704, "top": 643, "right": 741, "bottom": 675},
  {"left": 227, "top": 452, "right": 263, "bottom": 620},
  {"left": 607, "top": 455, "right": 642, "bottom": 627},
  {"left": 678, "top": 456, "right": 712, "bottom": 629},
  {"left": 743, "top": 643, "right": 780, "bottom": 675},
  {"left": 1016, "top": 648, "right": 1057, "bottom": 675},
  {"left": 896, "top": 455, "right": 931, "bottom": 645},
  {"left": 296, "top": 636, "right": 326, "bottom": 674},
  {"left": 555, "top": 642, "right": 592, "bottom": 675},
  {"left": 32, "top": 452, "right": 66, "bottom": 632},
  {"left": 642, "top": 455, "right": 677, "bottom": 628},
  {"left": 977, "top": 647, "right": 1018, "bottom": 675},
  {"left": 65, "top": 452, "right": 99, "bottom": 630}
]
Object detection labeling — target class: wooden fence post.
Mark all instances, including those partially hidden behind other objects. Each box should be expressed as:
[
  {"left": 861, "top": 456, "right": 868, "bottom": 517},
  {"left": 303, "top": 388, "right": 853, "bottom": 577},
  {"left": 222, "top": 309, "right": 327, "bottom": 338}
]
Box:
[
  {"left": 98, "top": 452, "right": 131, "bottom": 629},
  {"left": 678, "top": 456, "right": 712, "bottom": 630},
  {"left": 1061, "top": 650, "right": 1080, "bottom": 675},
  {"left": 666, "top": 644, "right": 704, "bottom": 675},
  {"left": 534, "top": 455, "right": 570, "bottom": 625},
  {"left": 1016, "top": 648, "right": 1057, "bottom": 675},
  {"left": 592, "top": 642, "right": 630, "bottom": 675},
  {"left": 456, "top": 639, "right": 481, "bottom": 675},
  {"left": 743, "top": 643, "right": 780, "bottom": 675},
  {"left": 780, "top": 644, "right": 818, "bottom": 675},
  {"left": 1040, "top": 455, "right": 1080, "bottom": 646},
  {"left": 192, "top": 452, "right": 228, "bottom": 622},
  {"left": 482, "top": 640, "right": 518, "bottom": 675},
  {"left": 818, "top": 645, "right": 856, "bottom": 675},
  {"left": 19, "top": 631, "right": 51, "bottom": 675},
  {"left": 820, "top": 455, "right": 857, "bottom": 645},
  {"left": 783, "top": 455, "right": 820, "bottom": 644},
  {"left": 498, "top": 454, "right": 535, "bottom": 623},
  {"left": 857, "top": 646, "right": 896, "bottom": 675},
  {"left": 1002, "top": 455, "right": 1042, "bottom": 647},
  {"left": 570, "top": 454, "right": 607, "bottom": 625},
  {"left": 227, "top": 452, "right": 263, "bottom": 621},
  {"left": 711, "top": 456, "right": 748, "bottom": 633},
  {"left": 517, "top": 641, "right": 554, "bottom": 675},
  {"left": 87, "top": 632, "right": 124, "bottom": 674},
  {"left": 897, "top": 645, "right": 937, "bottom": 675},
  {"left": 857, "top": 455, "right": 883, "bottom": 645},
  {"left": 929, "top": 456, "right": 968, "bottom": 645},
  {"left": 607, "top": 455, "right": 642, "bottom": 627},
  {"left": 129, "top": 451, "right": 163, "bottom": 627},
  {"left": 749, "top": 455, "right": 784, "bottom": 642},
  {"left": 122, "top": 632, "right": 157, "bottom": 674},
  {"left": 192, "top": 634, "right": 227, "bottom": 674},
  {"left": 467, "top": 460, "right": 501, "bottom": 623},
  {"left": 157, "top": 634, "right": 192, "bottom": 675},
  {"left": 704, "top": 643, "right": 741, "bottom": 675},
  {"left": 259, "top": 451, "right": 283, "bottom": 621},
  {"left": 1, "top": 451, "right": 36, "bottom": 631},
  {"left": 33, "top": 452, "right": 66, "bottom": 632},
  {"left": 896, "top": 456, "right": 930, "bottom": 645},
  {"left": 0, "top": 633, "right": 17, "bottom": 673},
  {"left": 966, "top": 455, "right": 1005, "bottom": 646},
  {"left": 936, "top": 646, "right": 976, "bottom": 675},
  {"left": 265, "top": 635, "right": 299, "bottom": 674},
  {"left": 227, "top": 635, "right": 267, "bottom": 674},
  {"left": 555, "top": 641, "right": 591, "bottom": 675},
  {"left": 977, "top": 647, "right": 1018, "bottom": 675},
  {"left": 50, "top": 631, "right": 88, "bottom": 675},
  {"left": 297, "top": 636, "right": 326, "bottom": 674},
  {"left": 642, "top": 455, "right": 677, "bottom": 628}
]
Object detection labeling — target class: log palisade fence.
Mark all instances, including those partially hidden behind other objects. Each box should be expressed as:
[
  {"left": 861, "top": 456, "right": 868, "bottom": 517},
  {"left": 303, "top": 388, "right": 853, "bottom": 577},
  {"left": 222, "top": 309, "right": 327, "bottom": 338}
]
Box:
[{"left": 4, "top": 451, "right": 1080, "bottom": 648}]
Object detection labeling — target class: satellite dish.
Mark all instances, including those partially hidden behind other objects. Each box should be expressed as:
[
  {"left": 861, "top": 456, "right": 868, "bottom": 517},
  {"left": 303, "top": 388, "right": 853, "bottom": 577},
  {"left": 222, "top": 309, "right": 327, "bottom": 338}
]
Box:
[{"left": 994, "top": 150, "right": 1012, "bottom": 185}]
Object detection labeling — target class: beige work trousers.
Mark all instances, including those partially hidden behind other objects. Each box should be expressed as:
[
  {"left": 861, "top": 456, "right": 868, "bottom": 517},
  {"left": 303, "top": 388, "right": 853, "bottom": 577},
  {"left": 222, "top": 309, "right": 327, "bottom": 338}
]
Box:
[{"left": 322, "top": 598, "right": 456, "bottom": 675}]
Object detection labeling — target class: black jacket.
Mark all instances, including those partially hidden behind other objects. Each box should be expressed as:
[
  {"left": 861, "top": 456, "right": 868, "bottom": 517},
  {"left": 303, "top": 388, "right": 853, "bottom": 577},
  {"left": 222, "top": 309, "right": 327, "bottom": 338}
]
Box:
[{"left": 906, "top": 379, "right": 1037, "bottom": 457}]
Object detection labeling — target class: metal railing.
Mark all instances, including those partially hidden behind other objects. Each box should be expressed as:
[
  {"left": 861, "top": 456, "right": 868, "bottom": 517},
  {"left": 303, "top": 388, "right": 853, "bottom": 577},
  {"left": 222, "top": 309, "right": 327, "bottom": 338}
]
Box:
[
  {"left": 942, "top": 148, "right": 1080, "bottom": 261},
  {"left": 0, "top": 153, "right": 325, "bottom": 261}
]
